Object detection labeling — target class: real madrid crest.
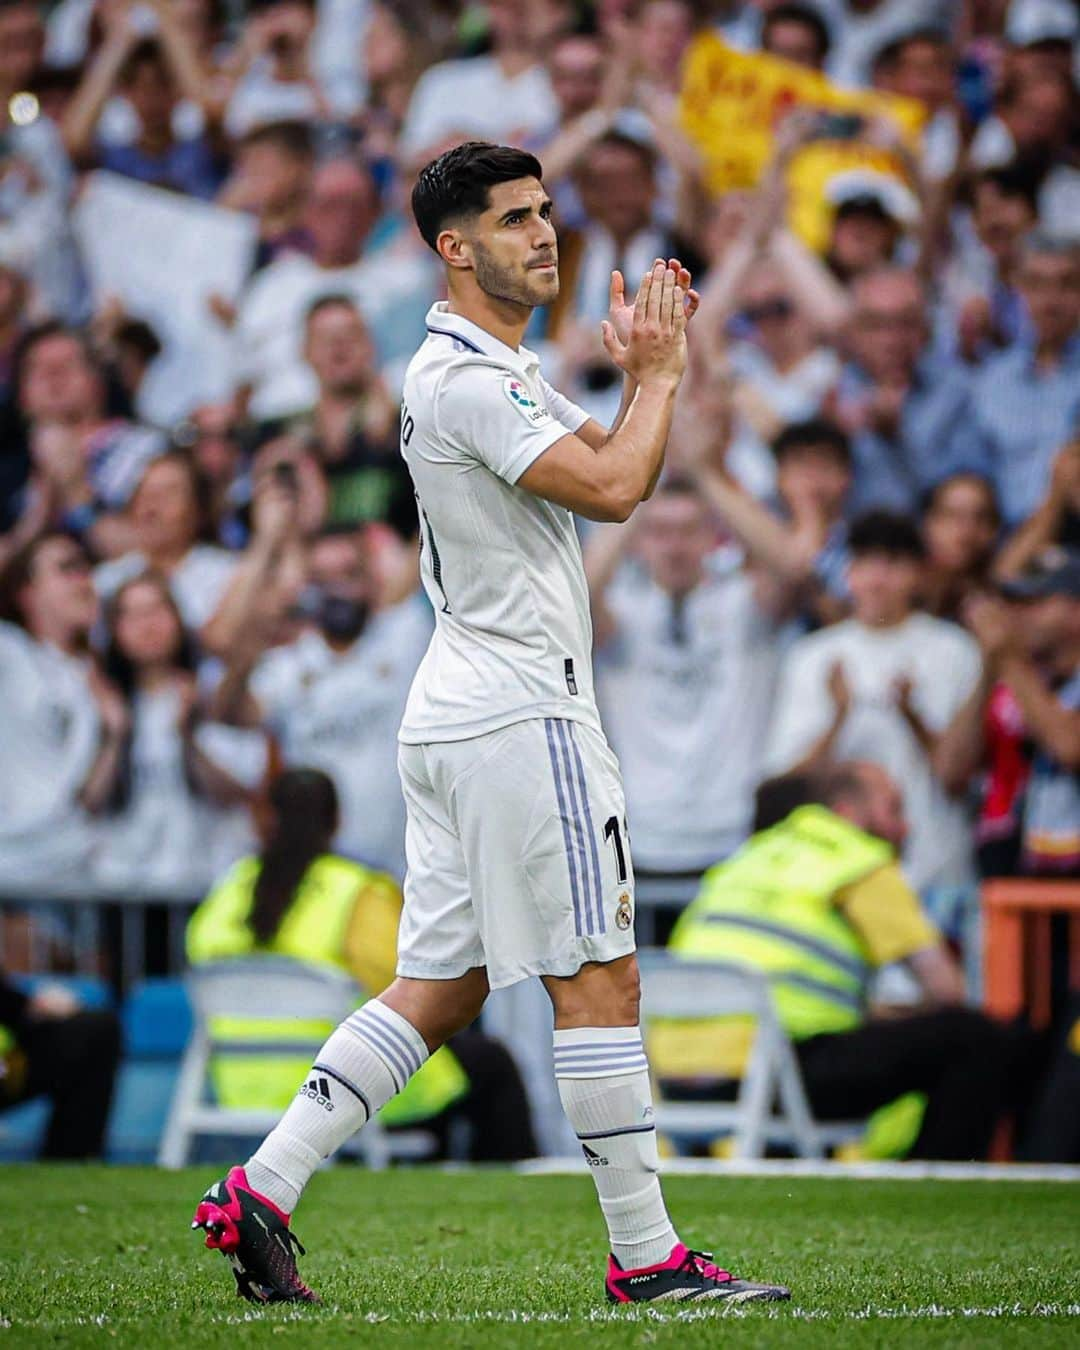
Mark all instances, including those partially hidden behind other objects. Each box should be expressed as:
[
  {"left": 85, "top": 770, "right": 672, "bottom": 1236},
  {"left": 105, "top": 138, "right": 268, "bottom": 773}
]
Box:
[{"left": 615, "top": 892, "right": 633, "bottom": 930}]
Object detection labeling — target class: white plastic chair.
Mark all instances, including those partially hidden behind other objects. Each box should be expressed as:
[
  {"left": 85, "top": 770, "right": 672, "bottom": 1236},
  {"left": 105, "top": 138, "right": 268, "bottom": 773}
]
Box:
[
  {"left": 639, "top": 953, "right": 864, "bottom": 1159},
  {"left": 159, "top": 958, "right": 433, "bottom": 1169}
]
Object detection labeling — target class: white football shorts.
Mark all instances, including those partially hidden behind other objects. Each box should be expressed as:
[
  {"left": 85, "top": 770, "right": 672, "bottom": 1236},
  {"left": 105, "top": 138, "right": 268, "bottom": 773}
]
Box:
[{"left": 396, "top": 717, "right": 637, "bottom": 990}]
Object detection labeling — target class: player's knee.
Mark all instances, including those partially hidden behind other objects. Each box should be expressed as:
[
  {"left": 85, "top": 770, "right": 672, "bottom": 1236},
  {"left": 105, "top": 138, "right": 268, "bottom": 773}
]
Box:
[{"left": 548, "top": 954, "right": 640, "bottom": 1027}]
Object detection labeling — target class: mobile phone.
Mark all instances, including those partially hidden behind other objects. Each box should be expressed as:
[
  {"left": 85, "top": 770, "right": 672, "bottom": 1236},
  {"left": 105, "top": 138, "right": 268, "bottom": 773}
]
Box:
[{"left": 815, "top": 112, "right": 865, "bottom": 141}]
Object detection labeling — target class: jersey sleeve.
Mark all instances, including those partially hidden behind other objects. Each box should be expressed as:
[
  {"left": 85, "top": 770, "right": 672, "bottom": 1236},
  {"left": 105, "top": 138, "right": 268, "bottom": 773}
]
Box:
[
  {"left": 538, "top": 377, "right": 591, "bottom": 434},
  {"left": 435, "top": 363, "right": 575, "bottom": 485},
  {"left": 835, "top": 863, "right": 940, "bottom": 967}
]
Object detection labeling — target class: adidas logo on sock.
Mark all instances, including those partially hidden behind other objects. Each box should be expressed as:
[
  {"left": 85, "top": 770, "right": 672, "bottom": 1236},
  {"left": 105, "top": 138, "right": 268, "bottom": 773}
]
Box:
[
  {"left": 582, "top": 1143, "right": 609, "bottom": 1167},
  {"left": 298, "top": 1075, "right": 334, "bottom": 1112}
]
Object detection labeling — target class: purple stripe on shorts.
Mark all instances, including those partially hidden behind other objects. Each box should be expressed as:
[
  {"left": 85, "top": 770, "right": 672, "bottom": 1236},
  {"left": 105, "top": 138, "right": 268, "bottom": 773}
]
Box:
[
  {"left": 545, "top": 718, "right": 585, "bottom": 937},
  {"left": 553, "top": 720, "right": 597, "bottom": 936},
  {"left": 568, "top": 723, "right": 606, "bottom": 934}
]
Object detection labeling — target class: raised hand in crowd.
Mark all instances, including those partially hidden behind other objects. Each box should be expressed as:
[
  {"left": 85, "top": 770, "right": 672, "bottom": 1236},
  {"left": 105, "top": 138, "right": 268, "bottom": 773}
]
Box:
[{"left": 994, "top": 441, "right": 1080, "bottom": 582}]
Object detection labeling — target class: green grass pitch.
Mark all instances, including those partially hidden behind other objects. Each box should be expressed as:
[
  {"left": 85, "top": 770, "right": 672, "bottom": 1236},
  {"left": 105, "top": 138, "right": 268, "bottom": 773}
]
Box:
[{"left": 2, "top": 1167, "right": 1078, "bottom": 1348}]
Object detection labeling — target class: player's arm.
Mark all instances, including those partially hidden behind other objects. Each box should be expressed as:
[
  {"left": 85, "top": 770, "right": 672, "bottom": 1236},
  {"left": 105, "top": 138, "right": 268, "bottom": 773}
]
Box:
[
  {"left": 573, "top": 261, "right": 697, "bottom": 453},
  {"left": 519, "top": 262, "right": 687, "bottom": 523}
]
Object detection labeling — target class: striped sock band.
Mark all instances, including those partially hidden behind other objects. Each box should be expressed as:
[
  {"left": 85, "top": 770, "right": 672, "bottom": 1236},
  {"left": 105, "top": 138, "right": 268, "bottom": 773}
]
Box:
[
  {"left": 554, "top": 1026, "right": 679, "bottom": 1269},
  {"left": 345, "top": 999, "right": 429, "bottom": 1093},
  {"left": 552, "top": 1025, "right": 648, "bottom": 1079}
]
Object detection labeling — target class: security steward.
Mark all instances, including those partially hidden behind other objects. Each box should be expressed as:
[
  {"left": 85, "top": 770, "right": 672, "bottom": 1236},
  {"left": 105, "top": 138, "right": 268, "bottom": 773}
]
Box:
[
  {"left": 665, "top": 762, "right": 1016, "bottom": 1160},
  {"left": 187, "top": 767, "right": 536, "bottom": 1160}
]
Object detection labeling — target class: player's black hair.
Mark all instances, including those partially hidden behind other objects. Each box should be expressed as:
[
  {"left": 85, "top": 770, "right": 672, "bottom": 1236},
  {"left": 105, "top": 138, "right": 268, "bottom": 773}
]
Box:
[
  {"left": 411, "top": 141, "right": 545, "bottom": 251},
  {"left": 848, "top": 510, "right": 926, "bottom": 561},
  {"left": 251, "top": 768, "right": 341, "bottom": 945},
  {"left": 762, "top": 3, "right": 831, "bottom": 64},
  {"left": 771, "top": 417, "right": 852, "bottom": 468}
]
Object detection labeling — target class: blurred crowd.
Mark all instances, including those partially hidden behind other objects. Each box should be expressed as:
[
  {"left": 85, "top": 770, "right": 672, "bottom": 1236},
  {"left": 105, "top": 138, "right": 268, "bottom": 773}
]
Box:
[{"left": 0, "top": 0, "right": 1078, "bottom": 973}]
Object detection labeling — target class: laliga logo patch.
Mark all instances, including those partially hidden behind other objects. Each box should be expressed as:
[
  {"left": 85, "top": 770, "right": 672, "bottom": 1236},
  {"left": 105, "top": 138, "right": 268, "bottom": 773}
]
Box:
[
  {"left": 615, "top": 892, "right": 633, "bottom": 930},
  {"left": 503, "top": 375, "right": 550, "bottom": 425}
]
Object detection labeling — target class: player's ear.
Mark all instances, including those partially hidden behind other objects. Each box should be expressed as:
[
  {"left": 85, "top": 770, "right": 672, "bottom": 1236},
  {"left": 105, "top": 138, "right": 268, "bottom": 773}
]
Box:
[{"left": 436, "top": 227, "right": 473, "bottom": 272}]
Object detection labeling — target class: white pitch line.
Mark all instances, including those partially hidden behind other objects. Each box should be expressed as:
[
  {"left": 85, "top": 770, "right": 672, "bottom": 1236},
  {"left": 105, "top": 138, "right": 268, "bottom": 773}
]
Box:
[
  {"left": 517, "top": 1158, "right": 1080, "bottom": 1182},
  {"left": 15, "top": 1304, "right": 1080, "bottom": 1331}
]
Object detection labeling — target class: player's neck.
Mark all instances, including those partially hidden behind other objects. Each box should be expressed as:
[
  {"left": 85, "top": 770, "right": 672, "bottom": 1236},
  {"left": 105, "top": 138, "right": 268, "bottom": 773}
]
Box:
[{"left": 445, "top": 290, "right": 531, "bottom": 353}]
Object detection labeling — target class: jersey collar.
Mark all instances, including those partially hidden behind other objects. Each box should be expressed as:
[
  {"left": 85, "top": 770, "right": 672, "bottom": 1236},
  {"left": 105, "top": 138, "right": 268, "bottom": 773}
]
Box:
[{"left": 424, "top": 303, "right": 539, "bottom": 374}]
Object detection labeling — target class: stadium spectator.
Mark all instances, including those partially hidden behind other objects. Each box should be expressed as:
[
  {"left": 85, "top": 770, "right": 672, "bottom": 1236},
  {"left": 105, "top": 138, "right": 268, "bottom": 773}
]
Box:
[
  {"left": 177, "top": 403, "right": 248, "bottom": 549},
  {"left": 223, "top": 0, "right": 331, "bottom": 139},
  {"left": 61, "top": 6, "right": 224, "bottom": 199},
  {"left": 666, "top": 762, "right": 1020, "bottom": 1161},
  {"left": 0, "top": 533, "right": 125, "bottom": 888},
  {"left": 232, "top": 154, "right": 433, "bottom": 418},
  {"left": 186, "top": 767, "right": 537, "bottom": 1160},
  {"left": 588, "top": 477, "right": 796, "bottom": 876},
  {"left": 827, "top": 0, "right": 957, "bottom": 90},
  {"left": 553, "top": 131, "right": 699, "bottom": 415},
  {"left": 397, "top": 0, "right": 558, "bottom": 163},
  {"left": 279, "top": 295, "right": 418, "bottom": 539},
  {"left": 526, "top": 29, "right": 615, "bottom": 232},
  {"left": 701, "top": 256, "right": 844, "bottom": 497},
  {"left": 216, "top": 119, "right": 314, "bottom": 273},
  {"left": 92, "top": 572, "right": 264, "bottom": 894},
  {"left": 761, "top": 3, "right": 831, "bottom": 70},
  {"left": 93, "top": 450, "right": 238, "bottom": 645},
  {"left": 8, "top": 322, "right": 167, "bottom": 558},
  {"left": 764, "top": 511, "right": 983, "bottom": 890},
  {"left": 871, "top": 28, "right": 960, "bottom": 181},
  {"left": 994, "top": 439, "right": 1080, "bottom": 578},
  {"left": 969, "top": 235, "right": 1080, "bottom": 528},
  {"left": 919, "top": 472, "right": 1001, "bottom": 622},
  {"left": 0, "top": 973, "right": 120, "bottom": 1159},
  {"left": 833, "top": 268, "right": 984, "bottom": 517},
  {"left": 940, "top": 165, "right": 1040, "bottom": 361},
  {"left": 357, "top": 0, "right": 453, "bottom": 184},
  {"left": 967, "top": 556, "right": 1080, "bottom": 874},
  {"left": 674, "top": 358, "right": 853, "bottom": 625},
  {"left": 0, "top": 0, "right": 84, "bottom": 324},
  {"left": 969, "top": 71, "right": 1079, "bottom": 238},
  {"left": 213, "top": 527, "right": 430, "bottom": 876}
]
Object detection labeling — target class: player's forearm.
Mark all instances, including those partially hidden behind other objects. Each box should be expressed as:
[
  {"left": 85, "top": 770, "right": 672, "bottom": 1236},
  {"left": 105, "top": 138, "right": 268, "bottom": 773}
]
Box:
[{"left": 597, "top": 377, "right": 679, "bottom": 519}]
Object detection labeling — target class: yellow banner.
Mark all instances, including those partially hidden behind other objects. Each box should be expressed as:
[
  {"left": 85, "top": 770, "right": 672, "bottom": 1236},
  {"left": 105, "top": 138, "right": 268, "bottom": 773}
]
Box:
[{"left": 678, "top": 33, "right": 926, "bottom": 251}]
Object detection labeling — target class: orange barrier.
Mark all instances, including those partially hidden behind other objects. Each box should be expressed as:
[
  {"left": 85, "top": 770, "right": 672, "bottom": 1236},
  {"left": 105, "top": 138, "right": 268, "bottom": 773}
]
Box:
[{"left": 983, "top": 880, "right": 1080, "bottom": 1029}]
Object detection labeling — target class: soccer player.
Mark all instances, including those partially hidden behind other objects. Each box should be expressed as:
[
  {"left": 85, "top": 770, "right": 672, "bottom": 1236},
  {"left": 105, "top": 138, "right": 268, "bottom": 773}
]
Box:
[{"left": 192, "top": 142, "right": 790, "bottom": 1309}]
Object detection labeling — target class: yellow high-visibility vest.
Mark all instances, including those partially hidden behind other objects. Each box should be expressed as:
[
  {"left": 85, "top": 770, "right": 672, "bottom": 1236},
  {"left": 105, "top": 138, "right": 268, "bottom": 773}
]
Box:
[
  {"left": 187, "top": 854, "right": 467, "bottom": 1126},
  {"left": 669, "top": 806, "right": 892, "bottom": 1040}
]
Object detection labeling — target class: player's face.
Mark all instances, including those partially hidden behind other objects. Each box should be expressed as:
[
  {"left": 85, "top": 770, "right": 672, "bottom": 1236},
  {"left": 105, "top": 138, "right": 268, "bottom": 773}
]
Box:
[{"left": 468, "top": 178, "right": 559, "bottom": 309}]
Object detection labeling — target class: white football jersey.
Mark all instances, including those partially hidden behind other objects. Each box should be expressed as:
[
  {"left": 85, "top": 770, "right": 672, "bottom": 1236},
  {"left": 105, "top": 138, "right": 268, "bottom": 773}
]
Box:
[{"left": 399, "top": 303, "right": 602, "bottom": 744}]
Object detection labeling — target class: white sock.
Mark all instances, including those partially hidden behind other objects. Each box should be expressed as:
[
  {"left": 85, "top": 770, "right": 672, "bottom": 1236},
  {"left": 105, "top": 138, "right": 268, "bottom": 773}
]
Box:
[
  {"left": 246, "top": 1000, "right": 429, "bottom": 1214},
  {"left": 554, "top": 1026, "right": 679, "bottom": 1269}
]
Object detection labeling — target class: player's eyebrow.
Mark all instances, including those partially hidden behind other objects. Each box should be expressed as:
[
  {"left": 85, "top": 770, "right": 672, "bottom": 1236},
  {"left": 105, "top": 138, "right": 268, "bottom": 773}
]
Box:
[{"left": 498, "top": 199, "right": 554, "bottom": 225}]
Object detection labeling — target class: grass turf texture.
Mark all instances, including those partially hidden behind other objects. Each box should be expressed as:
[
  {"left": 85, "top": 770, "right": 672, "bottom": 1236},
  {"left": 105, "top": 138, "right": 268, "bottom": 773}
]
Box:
[{"left": 1, "top": 1168, "right": 1077, "bottom": 1348}]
